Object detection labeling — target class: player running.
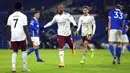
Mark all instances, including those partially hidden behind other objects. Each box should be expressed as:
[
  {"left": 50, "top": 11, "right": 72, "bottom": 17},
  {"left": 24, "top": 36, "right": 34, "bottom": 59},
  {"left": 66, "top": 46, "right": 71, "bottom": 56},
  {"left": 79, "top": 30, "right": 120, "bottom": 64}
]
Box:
[
  {"left": 75, "top": 6, "right": 96, "bottom": 64},
  {"left": 122, "top": 13, "right": 129, "bottom": 54},
  {"left": 43, "top": 4, "right": 77, "bottom": 67},
  {"left": 108, "top": 4, "right": 125, "bottom": 64},
  {"left": 27, "top": 11, "right": 45, "bottom": 62},
  {"left": 6, "top": 2, "right": 33, "bottom": 72}
]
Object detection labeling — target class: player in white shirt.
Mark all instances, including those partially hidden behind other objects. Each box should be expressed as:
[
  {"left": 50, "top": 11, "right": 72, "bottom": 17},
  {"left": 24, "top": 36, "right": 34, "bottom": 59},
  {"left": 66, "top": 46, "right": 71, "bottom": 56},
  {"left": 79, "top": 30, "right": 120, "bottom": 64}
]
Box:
[
  {"left": 76, "top": 6, "right": 96, "bottom": 64},
  {"left": 6, "top": 2, "right": 33, "bottom": 72},
  {"left": 44, "top": 4, "right": 77, "bottom": 67}
]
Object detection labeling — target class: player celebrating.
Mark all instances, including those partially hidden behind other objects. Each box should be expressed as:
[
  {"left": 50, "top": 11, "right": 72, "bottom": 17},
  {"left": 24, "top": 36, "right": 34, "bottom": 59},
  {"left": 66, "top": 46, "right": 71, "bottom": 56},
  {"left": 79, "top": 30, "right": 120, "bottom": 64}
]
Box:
[
  {"left": 27, "top": 11, "right": 45, "bottom": 62},
  {"left": 6, "top": 2, "right": 33, "bottom": 72},
  {"left": 108, "top": 4, "right": 125, "bottom": 64},
  {"left": 44, "top": 4, "right": 77, "bottom": 67},
  {"left": 122, "top": 13, "right": 129, "bottom": 54},
  {"left": 76, "top": 6, "right": 96, "bottom": 64}
]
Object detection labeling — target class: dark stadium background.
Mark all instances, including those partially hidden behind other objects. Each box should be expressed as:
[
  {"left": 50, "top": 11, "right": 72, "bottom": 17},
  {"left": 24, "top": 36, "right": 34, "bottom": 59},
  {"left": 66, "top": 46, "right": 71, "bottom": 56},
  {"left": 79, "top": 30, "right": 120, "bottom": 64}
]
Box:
[{"left": 0, "top": 0, "right": 130, "bottom": 49}]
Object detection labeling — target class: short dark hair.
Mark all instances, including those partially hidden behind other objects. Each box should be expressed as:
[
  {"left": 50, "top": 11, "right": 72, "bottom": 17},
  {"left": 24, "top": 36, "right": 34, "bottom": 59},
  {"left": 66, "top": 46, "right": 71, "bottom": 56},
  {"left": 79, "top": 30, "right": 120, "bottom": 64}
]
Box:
[
  {"left": 115, "top": 4, "right": 122, "bottom": 9},
  {"left": 83, "top": 5, "right": 89, "bottom": 9},
  {"left": 34, "top": 11, "right": 40, "bottom": 15},
  {"left": 15, "top": 1, "right": 23, "bottom": 10}
]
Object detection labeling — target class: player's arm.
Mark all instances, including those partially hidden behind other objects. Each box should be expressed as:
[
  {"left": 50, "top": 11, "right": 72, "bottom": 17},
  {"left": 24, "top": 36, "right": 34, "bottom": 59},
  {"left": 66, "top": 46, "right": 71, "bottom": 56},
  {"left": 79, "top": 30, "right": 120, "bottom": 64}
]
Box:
[
  {"left": 23, "top": 16, "right": 33, "bottom": 47},
  {"left": 91, "top": 16, "right": 96, "bottom": 35},
  {"left": 6, "top": 17, "right": 11, "bottom": 48},
  {"left": 44, "top": 16, "right": 56, "bottom": 28},
  {"left": 77, "top": 17, "right": 82, "bottom": 32},
  {"left": 108, "top": 11, "right": 112, "bottom": 39},
  {"left": 68, "top": 14, "right": 77, "bottom": 28}
]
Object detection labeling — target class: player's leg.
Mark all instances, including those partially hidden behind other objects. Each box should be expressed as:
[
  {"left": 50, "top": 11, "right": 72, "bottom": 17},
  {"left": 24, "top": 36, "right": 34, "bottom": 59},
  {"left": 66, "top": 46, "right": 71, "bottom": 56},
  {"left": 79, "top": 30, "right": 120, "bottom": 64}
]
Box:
[
  {"left": 88, "top": 44, "right": 94, "bottom": 58},
  {"left": 116, "top": 30, "right": 122, "bottom": 64},
  {"left": 108, "top": 30, "right": 117, "bottom": 64},
  {"left": 122, "top": 35, "right": 129, "bottom": 54},
  {"left": 57, "top": 35, "right": 65, "bottom": 67},
  {"left": 116, "top": 42, "right": 122, "bottom": 64},
  {"left": 127, "top": 36, "right": 130, "bottom": 52},
  {"left": 27, "top": 37, "right": 35, "bottom": 55},
  {"left": 34, "top": 37, "right": 44, "bottom": 62},
  {"left": 20, "top": 40, "right": 30, "bottom": 72},
  {"left": 80, "top": 36, "right": 89, "bottom": 64},
  {"left": 108, "top": 30, "right": 116, "bottom": 57},
  {"left": 65, "top": 35, "right": 75, "bottom": 56},
  {"left": 11, "top": 42, "right": 19, "bottom": 72}
]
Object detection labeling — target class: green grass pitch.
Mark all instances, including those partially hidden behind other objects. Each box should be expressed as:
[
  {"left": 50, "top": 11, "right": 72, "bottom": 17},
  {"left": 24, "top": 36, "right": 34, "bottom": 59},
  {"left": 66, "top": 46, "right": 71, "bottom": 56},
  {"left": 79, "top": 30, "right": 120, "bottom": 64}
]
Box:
[{"left": 0, "top": 49, "right": 130, "bottom": 73}]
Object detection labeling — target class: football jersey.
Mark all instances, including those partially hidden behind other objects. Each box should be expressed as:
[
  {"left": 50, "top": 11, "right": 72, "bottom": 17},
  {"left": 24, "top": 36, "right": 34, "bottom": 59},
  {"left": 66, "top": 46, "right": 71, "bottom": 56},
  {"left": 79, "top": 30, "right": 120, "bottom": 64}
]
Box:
[
  {"left": 44, "top": 12, "right": 77, "bottom": 36},
  {"left": 77, "top": 14, "right": 96, "bottom": 36},
  {"left": 7, "top": 11, "right": 27, "bottom": 41},
  {"left": 122, "top": 20, "right": 129, "bottom": 35},
  {"left": 108, "top": 9, "right": 125, "bottom": 30},
  {"left": 29, "top": 17, "right": 39, "bottom": 37}
]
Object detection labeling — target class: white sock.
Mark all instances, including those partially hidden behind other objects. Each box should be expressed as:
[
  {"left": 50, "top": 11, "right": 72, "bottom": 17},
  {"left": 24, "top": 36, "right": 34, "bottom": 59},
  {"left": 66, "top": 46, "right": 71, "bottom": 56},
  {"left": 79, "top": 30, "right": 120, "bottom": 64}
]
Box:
[
  {"left": 22, "top": 51, "right": 27, "bottom": 69},
  {"left": 122, "top": 45, "right": 126, "bottom": 53},
  {"left": 59, "top": 49, "right": 64, "bottom": 64},
  {"left": 12, "top": 52, "right": 18, "bottom": 69}
]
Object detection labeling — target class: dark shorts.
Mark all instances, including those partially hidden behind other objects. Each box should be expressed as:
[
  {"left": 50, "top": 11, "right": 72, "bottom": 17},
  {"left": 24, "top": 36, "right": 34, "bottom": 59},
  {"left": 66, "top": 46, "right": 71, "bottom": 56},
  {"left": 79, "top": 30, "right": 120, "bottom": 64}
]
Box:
[
  {"left": 11, "top": 40, "right": 26, "bottom": 52},
  {"left": 82, "top": 36, "right": 91, "bottom": 43},
  {"left": 57, "top": 35, "right": 73, "bottom": 49}
]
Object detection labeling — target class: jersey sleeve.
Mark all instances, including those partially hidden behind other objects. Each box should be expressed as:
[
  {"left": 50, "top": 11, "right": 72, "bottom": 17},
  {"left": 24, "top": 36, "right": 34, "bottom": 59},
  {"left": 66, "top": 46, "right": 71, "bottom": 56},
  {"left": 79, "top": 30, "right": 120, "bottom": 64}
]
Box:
[
  {"left": 7, "top": 16, "right": 11, "bottom": 26},
  {"left": 91, "top": 16, "right": 96, "bottom": 35},
  {"left": 77, "top": 16, "right": 82, "bottom": 32},
  {"left": 23, "top": 15, "right": 28, "bottom": 26},
  {"left": 108, "top": 11, "right": 112, "bottom": 18},
  {"left": 67, "top": 13, "right": 77, "bottom": 26},
  {"left": 44, "top": 15, "right": 56, "bottom": 28}
]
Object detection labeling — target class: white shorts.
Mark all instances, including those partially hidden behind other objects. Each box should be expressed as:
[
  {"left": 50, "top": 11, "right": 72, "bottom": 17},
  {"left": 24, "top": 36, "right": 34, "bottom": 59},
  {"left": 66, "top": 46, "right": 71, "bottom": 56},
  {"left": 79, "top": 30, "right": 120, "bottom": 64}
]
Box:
[
  {"left": 108, "top": 29, "right": 122, "bottom": 42},
  {"left": 122, "top": 34, "right": 129, "bottom": 43},
  {"left": 31, "top": 37, "right": 40, "bottom": 45}
]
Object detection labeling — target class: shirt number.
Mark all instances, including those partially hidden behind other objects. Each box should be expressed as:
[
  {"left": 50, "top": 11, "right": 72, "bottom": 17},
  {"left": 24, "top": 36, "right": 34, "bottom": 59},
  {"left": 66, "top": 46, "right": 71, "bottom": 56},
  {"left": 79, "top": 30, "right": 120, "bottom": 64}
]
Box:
[
  {"left": 114, "top": 12, "right": 123, "bottom": 19},
  {"left": 13, "top": 19, "right": 18, "bottom": 28}
]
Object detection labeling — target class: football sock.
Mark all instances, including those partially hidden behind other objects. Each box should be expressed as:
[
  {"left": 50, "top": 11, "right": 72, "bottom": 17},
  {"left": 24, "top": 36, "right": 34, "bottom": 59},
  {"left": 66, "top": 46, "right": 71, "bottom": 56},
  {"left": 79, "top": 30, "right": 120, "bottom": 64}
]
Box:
[
  {"left": 116, "top": 47, "right": 122, "bottom": 62},
  {"left": 127, "top": 46, "right": 130, "bottom": 52},
  {"left": 27, "top": 48, "right": 34, "bottom": 55},
  {"left": 22, "top": 51, "right": 27, "bottom": 69},
  {"left": 12, "top": 52, "right": 17, "bottom": 69},
  {"left": 59, "top": 49, "right": 64, "bottom": 64},
  {"left": 35, "top": 49, "right": 40, "bottom": 60},
  {"left": 122, "top": 45, "right": 126, "bottom": 54},
  {"left": 109, "top": 45, "right": 115, "bottom": 57}
]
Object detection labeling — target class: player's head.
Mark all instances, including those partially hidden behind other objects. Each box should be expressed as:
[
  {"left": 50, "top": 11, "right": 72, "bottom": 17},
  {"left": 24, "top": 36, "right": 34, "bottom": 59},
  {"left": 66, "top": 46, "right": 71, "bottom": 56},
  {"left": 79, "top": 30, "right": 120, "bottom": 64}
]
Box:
[
  {"left": 115, "top": 4, "right": 122, "bottom": 10},
  {"left": 15, "top": 1, "right": 23, "bottom": 11},
  {"left": 57, "top": 4, "right": 64, "bottom": 15},
  {"left": 34, "top": 11, "right": 40, "bottom": 19},
  {"left": 83, "top": 5, "right": 89, "bottom": 16},
  {"left": 124, "top": 12, "right": 128, "bottom": 19}
]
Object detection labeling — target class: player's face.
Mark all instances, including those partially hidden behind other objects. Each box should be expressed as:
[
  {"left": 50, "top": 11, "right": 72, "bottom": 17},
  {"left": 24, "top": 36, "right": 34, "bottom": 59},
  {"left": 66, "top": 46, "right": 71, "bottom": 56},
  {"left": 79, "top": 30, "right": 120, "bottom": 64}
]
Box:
[
  {"left": 57, "top": 5, "right": 64, "bottom": 15},
  {"left": 35, "top": 13, "right": 40, "bottom": 19},
  {"left": 83, "top": 8, "right": 88, "bottom": 16},
  {"left": 125, "top": 13, "right": 128, "bottom": 18}
]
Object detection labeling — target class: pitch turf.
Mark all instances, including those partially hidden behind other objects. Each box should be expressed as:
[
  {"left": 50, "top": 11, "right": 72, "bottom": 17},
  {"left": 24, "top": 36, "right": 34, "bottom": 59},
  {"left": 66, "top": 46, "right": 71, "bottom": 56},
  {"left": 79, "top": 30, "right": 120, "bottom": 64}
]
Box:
[{"left": 0, "top": 49, "right": 130, "bottom": 73}]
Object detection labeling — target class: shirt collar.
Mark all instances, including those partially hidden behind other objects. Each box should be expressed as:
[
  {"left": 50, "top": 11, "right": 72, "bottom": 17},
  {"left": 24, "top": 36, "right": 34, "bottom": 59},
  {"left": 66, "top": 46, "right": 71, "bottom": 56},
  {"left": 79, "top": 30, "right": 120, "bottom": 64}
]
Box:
[{"left": 34, "top": 17, "right": 38, "bottom": 21}]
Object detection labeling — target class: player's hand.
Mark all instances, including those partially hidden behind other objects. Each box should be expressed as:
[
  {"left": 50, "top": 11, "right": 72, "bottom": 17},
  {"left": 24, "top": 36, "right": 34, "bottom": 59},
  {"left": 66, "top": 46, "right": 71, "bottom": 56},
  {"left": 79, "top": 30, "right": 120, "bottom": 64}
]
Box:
[
  {"left": 74, "top": 26, "right": 78, "bottom": 30},
  {"left": 87, "top": 34, "right": 93, "bottom": 40},
  {"left": 74, "top": 31, "right": 78, "bottom": 36},
  {"left": 5, "top": 40, "right": 9, "bottom": 49},
  {"left": 28, "top": 40, "right": 33, "bottom": 47},
  {"left": 40, "top": 27, "right": 45, "bottom": 31}
]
